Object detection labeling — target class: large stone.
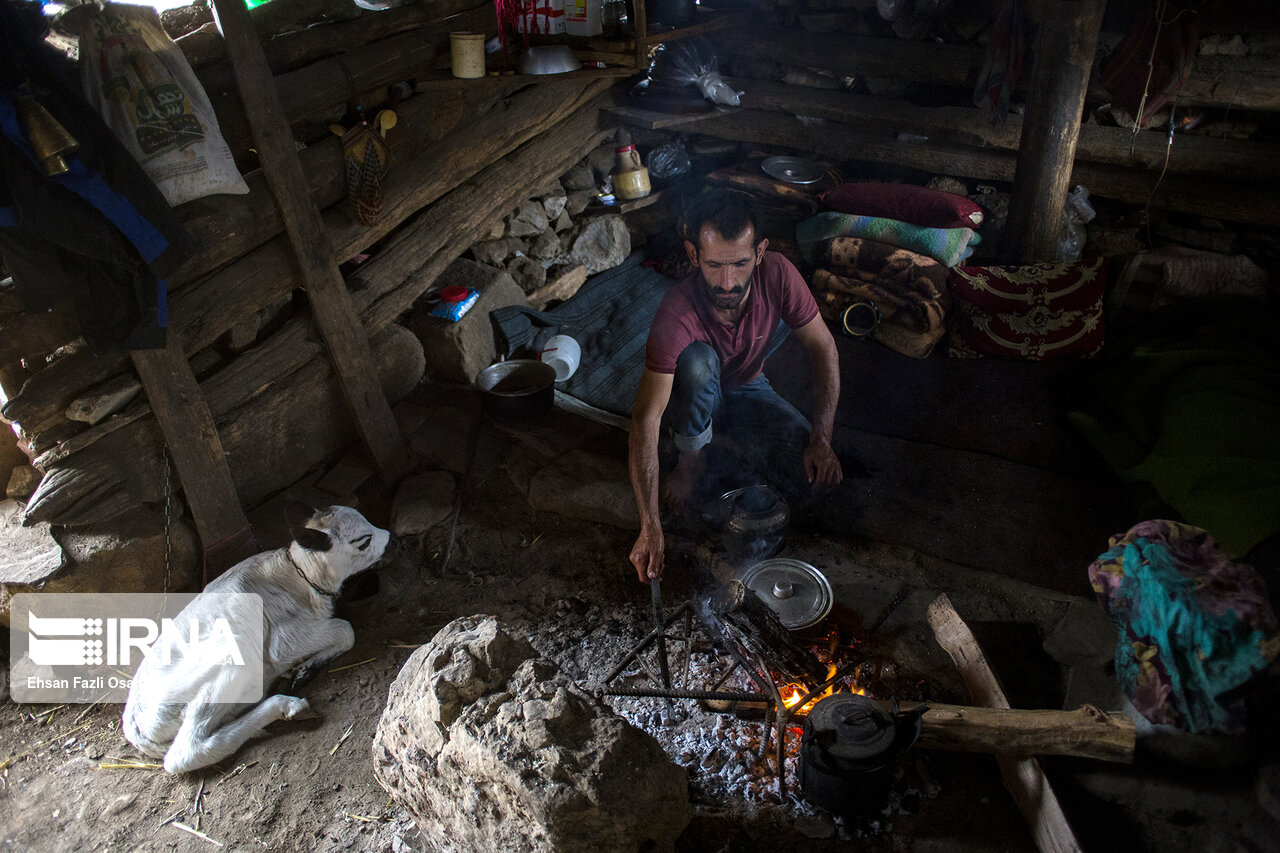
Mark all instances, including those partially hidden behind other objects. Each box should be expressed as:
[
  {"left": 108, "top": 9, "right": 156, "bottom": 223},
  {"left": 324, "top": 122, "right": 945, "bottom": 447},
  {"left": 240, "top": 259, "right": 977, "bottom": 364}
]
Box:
[
  {"left": 0, "top": 499, "right": 63, "bottom": 588},
  {"left": 390, "top": 471, "right": 458, "bottom": 536},
  {"left": 586, "top": 142, "right": 617, "bottom": 182},
  {"left": 528, "top": 449, "right": 640, "bottom": 530},
  {"left": 410, "top": 260, "right": 526, "bottom": 384},
  {"left": 560, "top": 163, "right": 596, "bottom": 192},
  {"left": 526, "top": 263, "right": 587, "bottom": 311},
  {"left": 565, "top": 189, "right": 595, "bottom": 216},
  {"left": 1, "top": 503, "right": 199, "bottom": 627},
  {"left": 507, "top": 200, "right": 550, "bottom": 238},
  {"left": 541, "top": 192, "right": 568, "bottom": 221},
  {"left": 373, "top": 616, "right": 690, "bottom": 853},
  {"left": 528, "top": 229, "right": 563, "bottom": 262},
  {"left": 472, "top": 236, "right": 527, "bottom": 267},
  {"left": 504, "top": 255, "right": 546, "bottom": 296},
  {"left": 570, "top": 216, "right": 631, "bottom": 274}
]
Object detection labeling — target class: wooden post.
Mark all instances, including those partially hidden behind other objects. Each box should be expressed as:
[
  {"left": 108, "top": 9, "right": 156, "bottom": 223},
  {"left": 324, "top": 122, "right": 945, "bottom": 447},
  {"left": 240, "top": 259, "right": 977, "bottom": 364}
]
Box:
[
  {"left": 209, "top": 0, "right": 407, "bottom": 484},
  {"left": 130, "top": 337, "right": 259, "bottom": 582},
  {"left": 1002, "top": 0, "right": 1107, "bottom": 263},
  {"left": 927, "top": 594, "right": 1084, "bottom": 853}
]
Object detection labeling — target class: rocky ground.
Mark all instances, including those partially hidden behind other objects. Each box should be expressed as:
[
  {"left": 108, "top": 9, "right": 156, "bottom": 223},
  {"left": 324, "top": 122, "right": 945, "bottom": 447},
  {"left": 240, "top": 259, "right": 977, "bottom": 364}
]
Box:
[{"left": 2, "top": 387, "right": 1277, "bottom": 852}]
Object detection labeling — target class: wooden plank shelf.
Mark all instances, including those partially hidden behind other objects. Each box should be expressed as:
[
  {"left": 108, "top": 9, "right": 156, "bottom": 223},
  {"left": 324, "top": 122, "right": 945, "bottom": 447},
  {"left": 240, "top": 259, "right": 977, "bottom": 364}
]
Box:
[
  {"left": 413, "top": 65, "right": 636, "bottom": 92},
  {"left": 603, "top": 103, "right": 730, "bottom": 130}
]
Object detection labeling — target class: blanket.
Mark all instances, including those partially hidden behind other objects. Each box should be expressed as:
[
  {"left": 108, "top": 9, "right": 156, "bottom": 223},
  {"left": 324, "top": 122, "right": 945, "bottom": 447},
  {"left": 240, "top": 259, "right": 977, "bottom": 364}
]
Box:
[{"left": 796, "top": 211, "right": 978, "bottom": 269}]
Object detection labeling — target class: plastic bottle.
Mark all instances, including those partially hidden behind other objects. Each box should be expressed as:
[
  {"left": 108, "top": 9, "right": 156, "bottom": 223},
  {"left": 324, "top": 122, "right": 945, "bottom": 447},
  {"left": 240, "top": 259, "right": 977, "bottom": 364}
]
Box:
[{"left": 602, "top": 0, "right": 630, "bottom": 38}]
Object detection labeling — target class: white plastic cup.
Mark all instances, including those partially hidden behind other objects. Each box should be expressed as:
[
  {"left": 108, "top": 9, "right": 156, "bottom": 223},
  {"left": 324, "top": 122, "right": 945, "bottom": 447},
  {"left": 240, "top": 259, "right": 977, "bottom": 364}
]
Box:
[{"left": 539, "top": 334, "right": 580, "bottom": 382}]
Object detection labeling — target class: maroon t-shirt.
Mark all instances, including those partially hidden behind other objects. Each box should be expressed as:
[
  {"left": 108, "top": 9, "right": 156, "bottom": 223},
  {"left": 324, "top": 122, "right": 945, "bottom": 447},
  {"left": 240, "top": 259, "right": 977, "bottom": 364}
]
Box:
[{"left": 645, "top": 251, "right": 819, "bottom": 389}]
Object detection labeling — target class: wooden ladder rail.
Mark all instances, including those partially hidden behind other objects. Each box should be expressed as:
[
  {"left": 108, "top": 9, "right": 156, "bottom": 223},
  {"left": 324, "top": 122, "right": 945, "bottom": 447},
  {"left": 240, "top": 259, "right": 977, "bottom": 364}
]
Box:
[{"left": 209, "top": 0, "right": 408, "bottom": 485}]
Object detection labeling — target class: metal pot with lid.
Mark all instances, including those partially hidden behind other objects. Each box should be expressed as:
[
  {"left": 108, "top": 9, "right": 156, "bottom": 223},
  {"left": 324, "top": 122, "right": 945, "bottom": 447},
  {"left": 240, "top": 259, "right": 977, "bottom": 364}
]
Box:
[
  {"left": 799, "top": 693, "right": 926, "bottom": 819},
  {"left": 737, "top": 557, "right": 833, "bottom": 631}
]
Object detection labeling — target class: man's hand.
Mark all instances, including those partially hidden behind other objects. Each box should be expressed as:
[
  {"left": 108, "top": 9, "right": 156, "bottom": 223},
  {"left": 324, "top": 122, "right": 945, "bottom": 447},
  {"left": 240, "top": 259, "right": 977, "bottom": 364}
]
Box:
[
  {"left": 629, "top": 526, "right": 665, "bottom": 582},
  {"left": 804, "top": 439, "right": 843, "bottom": 489}
]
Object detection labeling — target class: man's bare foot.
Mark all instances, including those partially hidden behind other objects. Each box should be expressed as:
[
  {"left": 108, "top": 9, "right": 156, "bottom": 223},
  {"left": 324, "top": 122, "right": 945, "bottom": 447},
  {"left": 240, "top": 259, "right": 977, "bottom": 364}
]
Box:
[{"left": 662, "top": 449, "right": 703, "bottom": 514}]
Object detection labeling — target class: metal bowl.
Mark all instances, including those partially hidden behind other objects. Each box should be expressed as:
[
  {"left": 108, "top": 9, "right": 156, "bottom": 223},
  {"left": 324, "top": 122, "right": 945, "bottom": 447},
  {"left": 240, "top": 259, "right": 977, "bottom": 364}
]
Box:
[
  {"left": 474, "top": 359, "right": 556, "bottom": 419},
  {"left": 517, "top": 45, "right": 581, "bottom": 75}
]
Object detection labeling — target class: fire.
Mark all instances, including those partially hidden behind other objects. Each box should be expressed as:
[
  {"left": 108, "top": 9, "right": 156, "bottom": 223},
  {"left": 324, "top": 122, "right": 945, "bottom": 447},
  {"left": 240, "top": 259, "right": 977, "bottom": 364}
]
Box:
[{"left": 778, "top": 661, "right": 867, "bottom": 714}]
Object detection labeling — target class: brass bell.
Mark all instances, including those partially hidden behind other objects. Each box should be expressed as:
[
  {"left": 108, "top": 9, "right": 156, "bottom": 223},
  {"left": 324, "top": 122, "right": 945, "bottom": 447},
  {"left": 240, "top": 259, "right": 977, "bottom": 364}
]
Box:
[{"left": 17, "top": 95, "right": 79, "bottom": 177}]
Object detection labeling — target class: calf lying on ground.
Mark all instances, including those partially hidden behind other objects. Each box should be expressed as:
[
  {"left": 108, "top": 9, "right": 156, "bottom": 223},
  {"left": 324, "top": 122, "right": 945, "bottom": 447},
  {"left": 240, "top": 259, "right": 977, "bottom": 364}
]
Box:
[{"left": 122, "top": 503, "right": 389, "bottom": 774}]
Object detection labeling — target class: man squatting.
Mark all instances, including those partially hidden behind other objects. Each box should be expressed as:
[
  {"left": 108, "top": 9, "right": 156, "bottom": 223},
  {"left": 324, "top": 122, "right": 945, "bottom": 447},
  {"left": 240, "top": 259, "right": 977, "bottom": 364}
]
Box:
[{"left": 628, "top": 188, "right": 844, "bottom": 583}]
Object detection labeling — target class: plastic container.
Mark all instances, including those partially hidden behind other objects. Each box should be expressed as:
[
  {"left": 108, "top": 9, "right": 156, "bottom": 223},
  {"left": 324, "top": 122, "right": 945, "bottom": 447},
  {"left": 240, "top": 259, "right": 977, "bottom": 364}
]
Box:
[
  {"left": 539, "top": 334, "right": 581, "bottom": 382},
  {"left": 429, "top": 285, "right": 479, "bottom": 321},
  {"left": 612, "top": 144, "right": 651, "bottom": 200},
  {"left": 449, "top": 32, "right": 486, "bottom": 78},
  {"left": 564, "top": 0, "right": 602, "bottom": 36}
]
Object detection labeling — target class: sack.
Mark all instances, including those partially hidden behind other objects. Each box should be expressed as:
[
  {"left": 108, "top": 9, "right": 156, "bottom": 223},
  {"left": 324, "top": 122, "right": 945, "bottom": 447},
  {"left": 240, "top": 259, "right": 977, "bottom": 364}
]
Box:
[
  {"left": 810, "top": 237, "right": 951, "bottom": 359},
  {"left": 76, "top": 4, "right": 249, "bottom": 206}
]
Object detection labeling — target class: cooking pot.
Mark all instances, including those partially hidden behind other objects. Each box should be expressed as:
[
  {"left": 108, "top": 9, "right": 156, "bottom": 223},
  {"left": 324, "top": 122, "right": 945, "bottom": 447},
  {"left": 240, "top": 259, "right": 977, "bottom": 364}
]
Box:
[
  {"left": 474, "top": 359, "right": 556, "bottom": 419},
  {"left": 719, "top": 485, "right": 789, "bottom": 563}
]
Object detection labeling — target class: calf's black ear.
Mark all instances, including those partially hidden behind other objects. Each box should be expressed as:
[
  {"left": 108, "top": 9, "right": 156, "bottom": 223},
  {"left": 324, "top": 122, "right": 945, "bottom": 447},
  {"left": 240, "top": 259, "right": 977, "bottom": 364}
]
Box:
[{"left": 285, "top": 501, "right": 331, "bottom": 552}]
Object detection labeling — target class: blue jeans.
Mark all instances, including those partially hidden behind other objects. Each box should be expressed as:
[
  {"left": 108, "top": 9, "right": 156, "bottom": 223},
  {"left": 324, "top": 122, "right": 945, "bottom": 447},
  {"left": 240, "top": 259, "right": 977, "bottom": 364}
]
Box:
[{"left": 662, "top": 342, "right": 814, "bottom": 505}]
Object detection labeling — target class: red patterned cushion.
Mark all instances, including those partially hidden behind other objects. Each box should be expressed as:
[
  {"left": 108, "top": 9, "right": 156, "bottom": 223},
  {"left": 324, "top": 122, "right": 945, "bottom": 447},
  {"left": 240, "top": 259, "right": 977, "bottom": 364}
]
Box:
[
  {"left": 820, "top": 182, "right": 984, "bottom": 229},
  {"left": 947, "top": 257, "right": 1108, "bottom": 360}
]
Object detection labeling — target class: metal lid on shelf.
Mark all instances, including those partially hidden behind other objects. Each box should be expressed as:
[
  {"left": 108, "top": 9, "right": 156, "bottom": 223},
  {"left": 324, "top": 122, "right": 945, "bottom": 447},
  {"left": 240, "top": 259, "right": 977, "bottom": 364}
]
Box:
[
  {"left": 761, "top": 155, "right": 824, "bottom": 185},
  {"left": 738, "top": 558, "right": 833, "bottom": 630}
]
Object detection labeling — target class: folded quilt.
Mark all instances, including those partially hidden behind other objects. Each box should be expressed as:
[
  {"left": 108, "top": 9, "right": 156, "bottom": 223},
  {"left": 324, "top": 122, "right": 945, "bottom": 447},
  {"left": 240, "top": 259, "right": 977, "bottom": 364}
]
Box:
[{"left": 797, "top": 211, "right": 978, "bottom": 268}]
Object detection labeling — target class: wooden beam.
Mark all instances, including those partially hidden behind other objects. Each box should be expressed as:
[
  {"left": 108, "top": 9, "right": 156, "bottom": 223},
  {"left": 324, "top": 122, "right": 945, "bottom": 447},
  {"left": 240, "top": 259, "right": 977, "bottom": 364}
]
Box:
[
  {"left": 1004, "top": 0, "right": 1107, "bottom": 263},
  {"left": 901, "top": 701, "right": 1135, "bottom": 764},
  {"left": 928, "top": 594, "right": 1084, "bottom": 853},
  {"left": 679, "top": 107, "right": 1280, "bottom": 227},
  {"left": 209, "top": 0, "right": 407, "bottom": 484},
  {"left": 722, "top": 27, "right": 1280, "bottom": 113},
  {"left": 130, "top": 336, "right": 258, "bottom": 582}
]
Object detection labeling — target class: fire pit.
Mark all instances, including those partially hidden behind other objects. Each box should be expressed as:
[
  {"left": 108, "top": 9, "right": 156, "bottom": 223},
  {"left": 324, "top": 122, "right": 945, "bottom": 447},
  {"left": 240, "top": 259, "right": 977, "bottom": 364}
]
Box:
[{"left": 593, "top": 561, "right": 919, "bottom": 807}]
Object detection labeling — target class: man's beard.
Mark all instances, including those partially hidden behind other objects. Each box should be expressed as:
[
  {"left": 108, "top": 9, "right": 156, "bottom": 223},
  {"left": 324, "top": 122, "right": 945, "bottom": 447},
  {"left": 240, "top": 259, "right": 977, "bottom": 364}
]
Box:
[
  {"left": 701, "top": 267, "right": 753, "bottom": 311},
  {"left": 711, "top": 287, "right": 747, "bottom": 309}
]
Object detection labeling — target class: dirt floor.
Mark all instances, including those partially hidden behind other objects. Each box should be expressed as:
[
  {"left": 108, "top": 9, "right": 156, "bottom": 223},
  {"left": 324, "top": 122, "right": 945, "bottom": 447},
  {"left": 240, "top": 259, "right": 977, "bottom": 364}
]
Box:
[{"left": 2, "top": 388, "right": 1277, "bottom": 852}]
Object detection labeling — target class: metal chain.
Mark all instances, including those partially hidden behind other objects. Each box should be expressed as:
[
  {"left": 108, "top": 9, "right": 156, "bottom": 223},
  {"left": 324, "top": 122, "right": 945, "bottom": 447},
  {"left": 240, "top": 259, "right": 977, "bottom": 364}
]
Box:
[{"left": 162, "top": 446, "right": 173, "bottom": 595}]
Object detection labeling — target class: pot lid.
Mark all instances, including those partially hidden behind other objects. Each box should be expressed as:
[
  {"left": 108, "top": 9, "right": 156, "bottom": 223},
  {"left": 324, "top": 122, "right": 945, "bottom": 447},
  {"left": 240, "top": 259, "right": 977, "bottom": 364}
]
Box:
[
  {"left": 738, "top": 558, "right": 833, "bottom": 630},
  {"left": 806, "top": 693, "right": 896, "bottom": 761},
  {"left": 761, "top": 155, "right": 824, "bottom": 185}
]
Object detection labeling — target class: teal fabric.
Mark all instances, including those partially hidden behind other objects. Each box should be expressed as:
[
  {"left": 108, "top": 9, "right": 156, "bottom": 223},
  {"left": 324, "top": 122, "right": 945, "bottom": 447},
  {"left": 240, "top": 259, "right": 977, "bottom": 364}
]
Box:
[
  {"left": 1099, "top": 533, "right": 1271, "bottom": 732},
  {"left": 796, "top": 212, "right": 979, "bottom": 268}
]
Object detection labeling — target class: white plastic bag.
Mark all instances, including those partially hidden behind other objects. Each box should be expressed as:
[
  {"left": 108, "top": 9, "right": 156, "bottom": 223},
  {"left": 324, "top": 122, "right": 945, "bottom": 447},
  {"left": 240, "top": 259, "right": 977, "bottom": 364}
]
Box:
[{"left": 76, "top": 4, "right": 249, "bottom": 206}]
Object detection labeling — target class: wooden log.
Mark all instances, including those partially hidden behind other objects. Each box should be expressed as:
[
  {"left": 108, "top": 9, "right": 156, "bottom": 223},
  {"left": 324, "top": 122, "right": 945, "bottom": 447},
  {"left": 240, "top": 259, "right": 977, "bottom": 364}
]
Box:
[
  {"left": 188, "top": 0, "right": 487, "bottom": 82},
  {"left": 704, "top": 579, "right": 829, "bottom": 686},
  {"left": 722, "top": 27, "right": 1280, "bottom": 113},
  {"left": 210, "top": 0, "right": 407, "bottom": 483},
  {"left": 902, "top": 701, "right": 1134, "bottom": 764},
  {"left": 201, "top": 4, "right": 495, "bottom": 164},
  {"left": 1004, "top": 0, "right": 1106, "bottom": 263},
  {"left": 130, "top": 338, "right": 258, "bottom": 580},
  {"left": 678, "top": 108, "right": 1280, "bottom": 227},
  {"left": 23, "top": 99, "right": 612, "bottom": 526},
  {"left": 729, "top": 77, "right": 1280, "bottom": 183},
  {"left": 273, "top": 5, "right": 495, "bottom": 123},
  {"left": 927, "top": 594, "right": 1083, "bottom": 853},
  {"left": 1, "top": 79, "right": 608, "bottom": 446}
]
